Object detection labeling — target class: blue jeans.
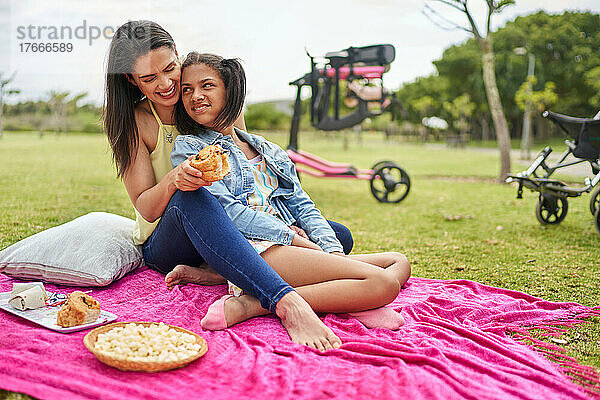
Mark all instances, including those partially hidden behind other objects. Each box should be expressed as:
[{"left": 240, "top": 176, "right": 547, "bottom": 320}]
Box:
[{"left": 142, "top": 188, "right": 353, "bottom": 312}]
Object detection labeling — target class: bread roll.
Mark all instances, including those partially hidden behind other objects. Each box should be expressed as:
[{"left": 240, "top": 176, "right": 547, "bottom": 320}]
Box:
[
  {"left": 56, "top": 291, "right": 101, "bottom": 327},
  {"left": 189, "top": 145, "right": 230, "bottom": 182}
]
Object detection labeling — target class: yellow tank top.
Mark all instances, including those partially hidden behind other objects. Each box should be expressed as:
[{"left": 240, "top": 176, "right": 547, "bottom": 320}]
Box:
[{"left": 132, "top": 102, "right": 180, "bottom": 245}]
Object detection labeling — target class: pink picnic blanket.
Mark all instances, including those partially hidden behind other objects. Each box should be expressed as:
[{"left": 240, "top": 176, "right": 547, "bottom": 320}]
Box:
[{"left": 1, "top": 267, "right": 599, "bottom": 400}]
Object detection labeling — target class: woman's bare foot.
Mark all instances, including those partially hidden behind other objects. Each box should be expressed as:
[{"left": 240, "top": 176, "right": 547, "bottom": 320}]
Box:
[
  {"left": 202, "top": 295, "right": 267, "bottom": 330},
  {"left": 165, "top": 264, "right": 226, "bottom": 290},
  {"left": 276, "top": 291, "right": 342, "bottom": 352}
]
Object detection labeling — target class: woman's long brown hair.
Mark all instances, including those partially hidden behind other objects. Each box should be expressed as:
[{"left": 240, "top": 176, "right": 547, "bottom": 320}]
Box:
[{"left": 103, "top": 20, "right": 176, "bottom": 178}]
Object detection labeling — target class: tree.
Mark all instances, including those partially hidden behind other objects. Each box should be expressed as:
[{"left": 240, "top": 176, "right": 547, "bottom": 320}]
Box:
[
  {"left": 411, "top": 96, "right": 436, "bottom": 119},
  {"left": 515, "top": 77, "right": 558, "bottom": 143},
  {"left": 424, "top": 0, "right": 515, "bottom": 181},
  {"left": 432, "top": 11, "right": 600, "bottom": 133},
  {"left": 443, "top": 93, "right": 476, "bottom": 136},
  {"left": 0, "top": 72, "right": 20, "bottom": 139},
  {"left": 245, "top": 102, "right": 291, "bottom": 131},
  {"left": 399, "top": 11, "right": 599, "bottom": 142},
  {"left": 515, "top": 77, "right": 558, "bottom": 119},
  {"left": 493, "top": 11, "right": 600, "bottom": 118},
  {"left": 67, "top": 92, "right": 88, "bottom": 114},
  {"left": 411, "top": 95, "right": 436, "bottom": 139},
  {"left": 47, "top": 91, "right": 70, "bottom": 135},
  {"left": 584, "top": 66, "right": 600, "bottom": 110},
  {"left": 396, "top": 75, "right": 450, "bottom": 124},
  {"left": 432, "top": 39, "right": 491, "bottom": 140}
]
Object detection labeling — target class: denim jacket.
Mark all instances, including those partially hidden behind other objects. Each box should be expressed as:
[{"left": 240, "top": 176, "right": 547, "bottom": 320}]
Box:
[{"left": 171, "top": 128, "right": 343, "bottom": 253}]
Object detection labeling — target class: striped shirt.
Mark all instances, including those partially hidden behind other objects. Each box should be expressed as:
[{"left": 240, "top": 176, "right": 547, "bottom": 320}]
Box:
[{"left": 246, "top": 154, "right": 280, "bottom": 218}]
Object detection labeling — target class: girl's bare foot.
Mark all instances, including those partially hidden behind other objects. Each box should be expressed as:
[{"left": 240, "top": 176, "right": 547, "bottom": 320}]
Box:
[
  {"left": 276, "top": 292, "right": 342, "bottom": 352},
  {"left": 165, "top": 264, "right": 226, "bottom": 290},
  {"left": 348, "top": 307, "right": 405, "bottom": 330}
]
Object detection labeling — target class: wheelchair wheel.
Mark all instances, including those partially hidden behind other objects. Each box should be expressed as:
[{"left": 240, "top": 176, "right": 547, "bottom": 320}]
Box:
[
  {"left": 595, "top": 206, "right": 600, "bottom": 234},
  {"left": 371, "top": 160, "right": 397, "bottom": 171},
  {"left": 589, "top": 186, "right": 600, "bottom": 216},
  {"left": 370, "top": 165, "right": 410, "bottom": 203},
  {"left": 535, "top": 194, "right": 568, "bottom": 225}
]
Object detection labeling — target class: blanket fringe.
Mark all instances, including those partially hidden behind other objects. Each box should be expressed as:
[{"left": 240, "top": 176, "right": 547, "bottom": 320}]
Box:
[{"left": 506, "top": 307, "right": 600, "bottom": 397}]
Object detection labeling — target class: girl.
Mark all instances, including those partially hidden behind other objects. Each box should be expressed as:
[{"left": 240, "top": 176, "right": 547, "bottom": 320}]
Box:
[
  {"left": 104, "top": 20, "right": 355, "bottom": 351},
  {"left": 171, "top": 52, "right": 411, "bottom": 342}
]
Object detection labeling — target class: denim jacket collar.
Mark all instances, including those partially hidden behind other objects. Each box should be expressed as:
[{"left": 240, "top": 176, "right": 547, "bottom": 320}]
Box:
[
  {"left": 197, "top": 127, "right": 225, "bottom": 145},
  {"left": 199, "top": 127, "right": 266, "bottom": 150}
]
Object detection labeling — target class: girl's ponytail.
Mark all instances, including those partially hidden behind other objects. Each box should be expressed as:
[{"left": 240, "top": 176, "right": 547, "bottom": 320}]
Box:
[{"left": 214, "top": 58, "right": 246, "bottom": 131}]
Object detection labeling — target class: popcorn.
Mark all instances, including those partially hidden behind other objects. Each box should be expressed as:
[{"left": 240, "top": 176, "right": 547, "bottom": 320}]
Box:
[{"left": 94, "top": 323, "right": 201, "bottom": 362}]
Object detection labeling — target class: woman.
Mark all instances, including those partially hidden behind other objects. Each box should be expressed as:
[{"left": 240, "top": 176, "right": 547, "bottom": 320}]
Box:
[{"left": 104, "top": 20, "right": 353, "bottom": 350}]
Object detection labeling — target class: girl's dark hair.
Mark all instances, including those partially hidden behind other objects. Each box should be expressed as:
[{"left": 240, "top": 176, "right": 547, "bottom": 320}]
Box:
[
  {"left": 175, "top": 52, "right": 246, "bottom": 135},
  {"left": 103, "top": 20, "right": 176, "bottom": 177}
]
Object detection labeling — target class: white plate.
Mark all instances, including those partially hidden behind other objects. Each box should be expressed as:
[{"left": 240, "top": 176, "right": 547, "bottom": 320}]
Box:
[{"left": 0, "top": 291, "right": 117, "bottom": 333}]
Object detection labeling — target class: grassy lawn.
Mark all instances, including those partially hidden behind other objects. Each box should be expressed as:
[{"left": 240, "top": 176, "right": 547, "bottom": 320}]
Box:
[{"left": 0, "top": 131, "right": 598, "bottom": 399}]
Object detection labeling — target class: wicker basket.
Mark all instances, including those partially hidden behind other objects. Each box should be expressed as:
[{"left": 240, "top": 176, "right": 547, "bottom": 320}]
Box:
[{"left": 83, "top": 321, "right": 208, "bottom": 372}]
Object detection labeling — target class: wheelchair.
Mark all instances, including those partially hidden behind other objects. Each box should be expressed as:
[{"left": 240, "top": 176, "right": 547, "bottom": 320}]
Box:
[
  {"left": 287, "top": 44, "right": 411, "bottom": 204},
  {"left": 506, "top": 110, "right": 600, "bottom": 233}
]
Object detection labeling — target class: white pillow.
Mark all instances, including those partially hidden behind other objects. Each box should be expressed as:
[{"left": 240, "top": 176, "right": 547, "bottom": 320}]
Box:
[{"left": 0, "top": 212, "right": 143, "bottom": 286}]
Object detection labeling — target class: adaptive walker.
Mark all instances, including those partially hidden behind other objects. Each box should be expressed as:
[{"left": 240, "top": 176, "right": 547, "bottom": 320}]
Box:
[
  {"left": 506, "top": 110, "right": 600, "bottom": 233},
  {"left": 287, "top": 44, "right": 411, "bottom": 204}
]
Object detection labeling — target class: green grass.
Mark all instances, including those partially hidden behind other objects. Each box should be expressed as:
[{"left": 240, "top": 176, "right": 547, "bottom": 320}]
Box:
[
  {"left": 0, "top": 390, "right": 31, "bottom": 400},
  {"left": 0, "top": 131, "right": 599, "bottom": 399}
]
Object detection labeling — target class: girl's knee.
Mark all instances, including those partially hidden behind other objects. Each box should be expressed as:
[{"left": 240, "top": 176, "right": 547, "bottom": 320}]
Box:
[
  {"left": 373, "top": 270, "right": 401, "bottom": 305},
  {"left": 386, "top": 251, "right": 408, "bottom": 263},
  {"left": 388, "top": 252, "right": 411, "bottom": 285}
]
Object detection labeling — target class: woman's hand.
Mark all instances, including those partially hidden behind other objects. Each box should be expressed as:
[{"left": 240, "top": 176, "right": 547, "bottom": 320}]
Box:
[{"left": 172, "top": 156, "right": 211, "bottom": 191}]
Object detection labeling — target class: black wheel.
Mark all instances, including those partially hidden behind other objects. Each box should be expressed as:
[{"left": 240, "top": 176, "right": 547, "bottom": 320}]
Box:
[
  {"left": 589, "top": 186, "right": 600, "bottom": 216},
  {"left": 371, "top": 160, "right": 397, "bottom": 171},
  {"left": 595, "top": 206, "right": 600, "bottom": 234},
  {"left": 369, "top": 165, "right": 411, "bottom": 203},
  {"left": 535, "top": 194, "right": 568, "bottom": 225}
]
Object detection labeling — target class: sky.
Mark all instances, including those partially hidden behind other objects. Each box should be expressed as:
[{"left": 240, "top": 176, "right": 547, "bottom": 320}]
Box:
[{"left": 0, "top": 0, "right": 598, "bottom": 106}]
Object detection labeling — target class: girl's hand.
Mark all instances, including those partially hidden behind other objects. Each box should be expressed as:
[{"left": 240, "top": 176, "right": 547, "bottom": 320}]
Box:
[
  {"left": 291, "top": 232, "right": 323, "bottom": 251},
  {"left": 173, "top": 156, "right": 212, "bottom": 191},
  {"left": 289, "top": 225, "right": 309, "bottom": 239},
  {"left": 290, "top": 226, "right": 343, "bottom": 255}
]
